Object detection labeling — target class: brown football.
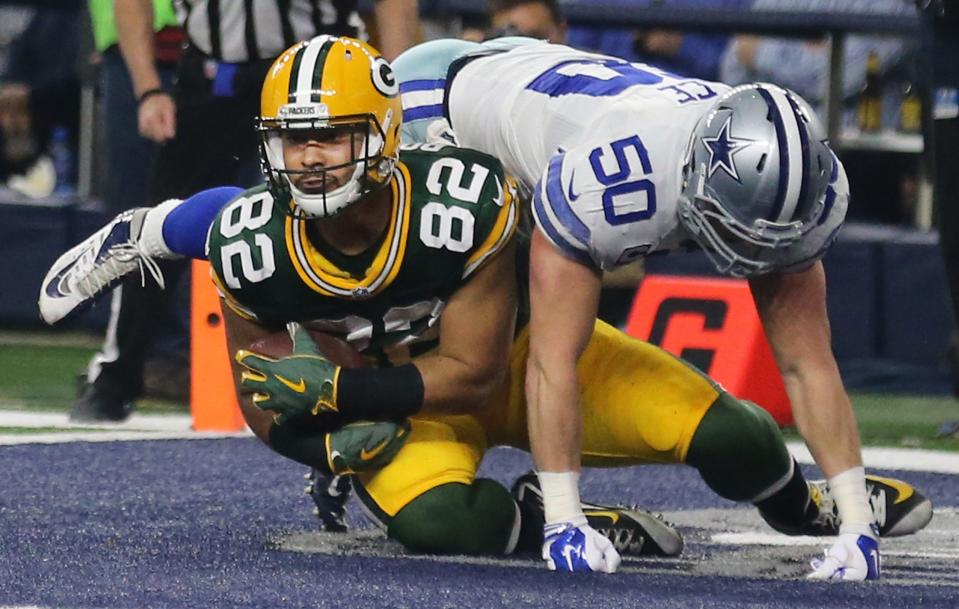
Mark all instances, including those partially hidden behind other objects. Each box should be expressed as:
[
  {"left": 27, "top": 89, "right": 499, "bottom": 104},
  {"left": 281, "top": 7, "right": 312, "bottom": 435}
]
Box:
[{"left": 248, "top": 327, "right": 368, "bottom": 369}]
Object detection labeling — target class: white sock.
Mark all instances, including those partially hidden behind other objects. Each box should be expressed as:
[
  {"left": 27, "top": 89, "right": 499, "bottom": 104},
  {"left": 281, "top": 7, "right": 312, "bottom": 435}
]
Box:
[
  {"left": 829, "top": 466, "right": 874, "bottom": 534},
  {"left": 139, "top": 198, "right": 183, "bottom": 258},
  {"left": 537, "top": 471, "right": 585, "bottom": 525}
]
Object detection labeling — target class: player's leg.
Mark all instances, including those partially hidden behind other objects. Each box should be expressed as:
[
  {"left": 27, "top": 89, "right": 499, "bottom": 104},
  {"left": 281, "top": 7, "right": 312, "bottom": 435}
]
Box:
[
  {"left": 38, "top": 186, "right": 240, "bottom": 324},
  {"left": 353, "top": 415, "right": 521, "bottom": 555},
  {"left": 551, "top": 321, "right": 815, "bottom": 535},
  {"left": 565, "top": 320, "right": 931, "bottom": 538},
  {"left": 690, "top": 392, "right": 932, "bottom": 537},
  {"left": 483, "top": 327, "right": 683, "bottom": 557}
]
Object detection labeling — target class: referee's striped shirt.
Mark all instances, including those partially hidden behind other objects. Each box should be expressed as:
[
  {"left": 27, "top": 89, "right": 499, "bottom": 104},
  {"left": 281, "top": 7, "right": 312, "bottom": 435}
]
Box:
[{"left": 174, "top": 0, "right": 366, "bottom": 63}]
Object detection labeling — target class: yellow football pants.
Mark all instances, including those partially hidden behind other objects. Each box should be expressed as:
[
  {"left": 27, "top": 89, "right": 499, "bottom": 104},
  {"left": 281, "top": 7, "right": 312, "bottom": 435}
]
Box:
[{"left": 355, "top": 320, "right": 722, "bottom": 520}]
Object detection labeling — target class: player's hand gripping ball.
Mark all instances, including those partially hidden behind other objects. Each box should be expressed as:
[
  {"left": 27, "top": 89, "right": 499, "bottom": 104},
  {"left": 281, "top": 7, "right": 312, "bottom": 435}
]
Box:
[{"left": 236, "top": 322, "right": 364, "bottom": 424}]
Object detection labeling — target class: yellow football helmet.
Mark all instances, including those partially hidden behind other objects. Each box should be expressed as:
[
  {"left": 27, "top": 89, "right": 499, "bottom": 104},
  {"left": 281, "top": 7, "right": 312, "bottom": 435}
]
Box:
[{"left": 257, "top": 35, "right": 402, "bottom": 217}]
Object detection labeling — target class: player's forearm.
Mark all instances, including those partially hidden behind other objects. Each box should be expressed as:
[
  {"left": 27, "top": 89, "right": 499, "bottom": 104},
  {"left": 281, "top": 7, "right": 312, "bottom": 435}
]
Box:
[
  {"left": 115, "top": 0, "right": 163, "bottom": 97},
  {"left": 373, "top": 0, "right": 418, "bottom": 60},
  {"left": 307, "top": 354, "right": 501, "bottom": 422},
  {"left": 783, "top": 366, "right": 863, "bottom": 478},
  {"left": 750, "top": 264, "right": 864, "bottom": 477},
  {"left": 525, "top": 356, "right": 582, "bottom": 474},
  {"left": 524, "top": 232, "right": 598, "bottom": 475},
  {"left": 415, "top": 353, "right": 506, "bottom": 415}
]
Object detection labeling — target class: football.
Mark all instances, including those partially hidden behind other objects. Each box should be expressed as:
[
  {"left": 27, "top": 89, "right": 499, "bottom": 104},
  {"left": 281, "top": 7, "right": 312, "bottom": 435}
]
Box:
[{"left": 248, "top": 327, "right": 368, "bottom": 369}]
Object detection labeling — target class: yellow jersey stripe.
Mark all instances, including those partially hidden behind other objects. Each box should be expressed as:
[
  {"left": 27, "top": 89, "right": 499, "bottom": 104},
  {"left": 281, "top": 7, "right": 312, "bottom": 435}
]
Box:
[
  {"left": 210, "top": 266, "right": 259, "bottom": 321},
  {"left": 286, "top": 165, "right": 411, "bottom": 298},
  {"left": 463, "top": 175, "right": 519, "bottom": 278},
  {"left": 286, "top": 213, "right": 336, "bottom": 297},
  {"left": 377, "top": 162, "right": 412, "bottom": 290}
]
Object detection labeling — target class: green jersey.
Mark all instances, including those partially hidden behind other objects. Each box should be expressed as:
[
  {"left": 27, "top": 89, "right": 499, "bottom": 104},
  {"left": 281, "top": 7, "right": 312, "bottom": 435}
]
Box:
[{"left": 208, "top": 143, "right": 519, "bottom": 360}]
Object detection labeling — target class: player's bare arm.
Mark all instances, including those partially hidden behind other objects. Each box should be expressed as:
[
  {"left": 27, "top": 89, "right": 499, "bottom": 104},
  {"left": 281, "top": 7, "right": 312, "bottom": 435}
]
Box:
[
  {"left": 221, "top": 302, "right": 278, "bottom": 441},
  {"left": 525, "top": 230, "right": 600, "bottom": 474},
  {"left": 525, "top": 229, "right": 621, "bottom": 573},
  {"left": 416, "top": 239, "right": 517, "bottom": 415},
  {"left": 749, "top": 261, "right": 863, "bottom": 478}
]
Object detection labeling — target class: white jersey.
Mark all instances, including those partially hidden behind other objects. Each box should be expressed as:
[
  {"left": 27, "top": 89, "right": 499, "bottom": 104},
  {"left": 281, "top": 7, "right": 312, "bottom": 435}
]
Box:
[
  {"left": 447, "top": 42, "right": 725, "bottom": 268},
  {"left": 395, "top": 39, "right": 847, "bottom": 272},
  {"left": 448, "top": 41, "right": 725, "bottom": 191}
]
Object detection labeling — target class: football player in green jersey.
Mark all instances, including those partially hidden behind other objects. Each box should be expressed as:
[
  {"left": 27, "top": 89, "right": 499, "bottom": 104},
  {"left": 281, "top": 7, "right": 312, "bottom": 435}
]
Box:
[{"left": 203, "top": 36, "right": 537, "bottom": 554}]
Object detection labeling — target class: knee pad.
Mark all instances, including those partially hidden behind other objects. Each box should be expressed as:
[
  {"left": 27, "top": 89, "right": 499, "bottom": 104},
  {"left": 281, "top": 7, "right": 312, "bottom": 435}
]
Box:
[
  {"left": 686, "top": 393, "right": 792, "bottom": 502},
  {"left": 388, "top": 479, "right": 519, "bottom": 555}
]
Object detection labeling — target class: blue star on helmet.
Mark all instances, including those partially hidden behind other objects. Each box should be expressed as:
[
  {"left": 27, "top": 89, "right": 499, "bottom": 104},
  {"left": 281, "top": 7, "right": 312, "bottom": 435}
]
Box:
[{"left": 701, "top": 115, "right": 753, "bottom": 182}]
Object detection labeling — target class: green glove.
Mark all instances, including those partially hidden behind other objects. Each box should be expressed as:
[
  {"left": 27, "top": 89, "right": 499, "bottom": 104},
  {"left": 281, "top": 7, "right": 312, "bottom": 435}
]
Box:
[
  {"left": 236, "top": 322, "right": 340, "bottom": 424},
  {"left": 326, "top": 419, "right": 412, "bottom": 475}
]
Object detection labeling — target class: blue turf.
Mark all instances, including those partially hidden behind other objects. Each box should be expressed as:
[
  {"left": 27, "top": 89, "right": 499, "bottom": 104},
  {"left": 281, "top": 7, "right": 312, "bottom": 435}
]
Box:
[{"left": 1, "top": 439, "right": 956, "bottom": 608}]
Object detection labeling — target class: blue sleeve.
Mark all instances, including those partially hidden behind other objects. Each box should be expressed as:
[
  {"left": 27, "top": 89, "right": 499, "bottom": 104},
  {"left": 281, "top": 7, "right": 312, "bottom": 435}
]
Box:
[
  {"left": 162, "top": 186, "right": 244, "bottom": 260},
  {"left": 740, "top": 0, "right": 915, "bottom": 102},
  {"left": 530, "top": 154, "right": 595, "bottom": 267}
]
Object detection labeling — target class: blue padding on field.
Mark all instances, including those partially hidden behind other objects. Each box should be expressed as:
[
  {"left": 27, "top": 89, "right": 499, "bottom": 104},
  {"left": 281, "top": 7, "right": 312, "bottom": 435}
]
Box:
[
  {"left": 0, "top": 203, "right": 66, "bottom": 323},
  {"left": 880, "top": 232, "right": 955, "bottom": 365},
  {"left": 0, "top": 202, "right": 110, "bottom": 328},
  {"left": 823, "top": 231, "right": 880, "bottom": 360}
]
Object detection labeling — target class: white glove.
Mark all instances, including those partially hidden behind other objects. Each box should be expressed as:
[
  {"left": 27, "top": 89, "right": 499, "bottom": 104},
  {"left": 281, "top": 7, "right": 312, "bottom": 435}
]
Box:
[
  {"left": 542, "top": 517, "right": 622, "bottom": 574},
  {"left": 807, "top": 525, "right": 880, "bottom": 581}
]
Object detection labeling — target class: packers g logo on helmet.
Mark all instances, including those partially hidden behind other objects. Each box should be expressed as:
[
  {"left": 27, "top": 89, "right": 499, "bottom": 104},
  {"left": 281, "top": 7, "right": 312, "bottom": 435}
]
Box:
[
  {"left": 256, "top": 35, "right": 403, "bottom": 218},
  {"left": 370, "top": 56, "right": 399, "bottom": 97}
]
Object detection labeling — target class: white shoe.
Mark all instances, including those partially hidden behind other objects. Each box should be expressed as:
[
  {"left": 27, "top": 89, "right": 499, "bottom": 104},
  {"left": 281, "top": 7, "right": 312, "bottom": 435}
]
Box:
[{"left": 38, "top": 208, "right": 164, "bottom": 324}]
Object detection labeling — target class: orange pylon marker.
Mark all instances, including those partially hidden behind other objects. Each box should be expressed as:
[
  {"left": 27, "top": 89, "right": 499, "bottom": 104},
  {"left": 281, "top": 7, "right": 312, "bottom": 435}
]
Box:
[{"left": 190, "top": 260, "right": 245, "bottom": 432}]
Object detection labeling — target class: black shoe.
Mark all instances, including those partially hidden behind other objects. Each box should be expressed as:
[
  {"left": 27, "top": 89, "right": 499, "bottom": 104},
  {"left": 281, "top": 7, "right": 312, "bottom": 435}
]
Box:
[
  {"left": 511, "top": 471, "right": 683, "bottom": 557},
  {"left": 305, "top": 468, "right": 351, "bottom": 532},
  {"left": 70, "top": 381, "right": 135, "bottom": 423},
  {"left": 762, "top": 475, "right": 933, "bottom": 538}
]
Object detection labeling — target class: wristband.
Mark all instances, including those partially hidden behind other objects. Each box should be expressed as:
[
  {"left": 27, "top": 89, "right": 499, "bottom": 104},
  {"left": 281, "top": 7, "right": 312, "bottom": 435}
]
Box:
[
  {"left": 137, "top": 88, "right": 170, "bottom": 105},
  {"left": 538, "top": 471, "right": 585, "bottom": 525},
  {"left": 268, "top": 414, "right": 340, "bottom": 473},
  {"left": 828, "top": 466, "right": 873, "bottom": 529},
  {"left": 336, "top": 364, "right": 424, "bottom": 421}
]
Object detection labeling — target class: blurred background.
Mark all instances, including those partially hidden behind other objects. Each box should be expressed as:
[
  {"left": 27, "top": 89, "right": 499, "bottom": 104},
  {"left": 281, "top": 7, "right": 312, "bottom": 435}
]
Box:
[{"left": 1, "top": 0, "right": 957, "bottom": 445}]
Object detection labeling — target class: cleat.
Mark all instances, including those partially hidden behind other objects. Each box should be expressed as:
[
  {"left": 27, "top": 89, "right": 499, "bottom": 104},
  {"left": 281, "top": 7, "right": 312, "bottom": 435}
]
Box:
[
  {"left": 511, "top": 471, "right": 683, "bottom": 557},
  {"left": 763, "top": 474, "right": 933, "bottom": 538},
  {"left": 38, "top": 208, "right": 164, "bottom": 324},
  {"left": 70, "top": 380, "right": 134, "bottom": 423},
  {"left": 306, "top": 468, "right": 352, "bottom": 532}
]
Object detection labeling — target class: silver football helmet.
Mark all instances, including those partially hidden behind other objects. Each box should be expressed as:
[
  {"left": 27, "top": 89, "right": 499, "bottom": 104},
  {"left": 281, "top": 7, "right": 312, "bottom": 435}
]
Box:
[{"left": 678, "top": 83, "right": 837, "bottom": 277}]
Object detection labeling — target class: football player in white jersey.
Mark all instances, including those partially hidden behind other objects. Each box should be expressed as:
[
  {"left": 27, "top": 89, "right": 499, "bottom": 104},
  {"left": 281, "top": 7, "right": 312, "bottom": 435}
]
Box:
[{"left": 393, "top": 38, "right": 877, "bottom": 579}]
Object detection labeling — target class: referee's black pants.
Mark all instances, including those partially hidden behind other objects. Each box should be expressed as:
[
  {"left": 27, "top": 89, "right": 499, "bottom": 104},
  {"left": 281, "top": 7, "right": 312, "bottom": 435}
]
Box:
[{"left": 88, "top": 49, "right": 268, "bottom": 401}]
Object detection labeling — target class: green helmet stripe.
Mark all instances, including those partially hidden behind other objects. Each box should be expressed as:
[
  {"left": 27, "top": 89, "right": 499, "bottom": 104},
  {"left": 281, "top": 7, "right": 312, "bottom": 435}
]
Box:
[
  {"left": 309, "top": 38, "right": 335, "bottom": 103},
  {"left": 288, "top": 44, "right": 307, "bottom": 103},
  {"left": 289, "top": 36, "right": 335, "bottom": 105}
]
